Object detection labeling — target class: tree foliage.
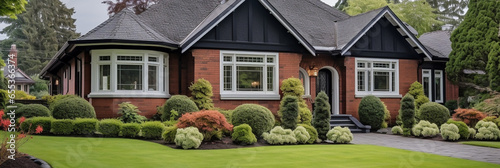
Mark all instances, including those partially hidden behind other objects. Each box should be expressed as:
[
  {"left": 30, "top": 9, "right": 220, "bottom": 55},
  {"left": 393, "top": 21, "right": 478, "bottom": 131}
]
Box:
[
  {"left": 280, "top": 78, "right": 313, "bottom": 125},
  {"left": 426, "top": 0, "right": 469, "bottom": 30},
  {"left": 400, "top": 94, "right": 415, "bottom": 136},
  {"left": 0, "top": 0, "right": 27, "bottom": 19},
  {"left": 102, "top": 0, "right": 159, "bottom": 15},
  {"left": 279, "top": 96, "right": 299, "bottom": 130},
  {"left": 189, "top": 79, "right": 214, "bottom": 110},
  {"left": 312, "top": 91, "right": 331, "bottom": 140}
]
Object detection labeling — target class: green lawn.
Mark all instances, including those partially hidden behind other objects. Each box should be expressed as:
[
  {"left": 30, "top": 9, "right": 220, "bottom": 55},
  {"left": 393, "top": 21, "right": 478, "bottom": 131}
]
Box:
[
  {"left": 460, "top": 141, "right": 500, "bottom": 148},
  {"left": 5, "top": 133, "right": 496, "bottom": 168}
]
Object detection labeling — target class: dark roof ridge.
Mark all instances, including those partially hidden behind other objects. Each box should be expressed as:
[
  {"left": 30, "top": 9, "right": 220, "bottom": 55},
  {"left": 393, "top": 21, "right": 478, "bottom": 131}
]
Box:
[
  {"left": 303, "top": 0, "right": 348, "bottom": 20},
  {"left": 125, "top": 9, "right": 174, "bottom": 43},
  {"left": 342, "top": 6, "right": 388, "bottom": 20}
]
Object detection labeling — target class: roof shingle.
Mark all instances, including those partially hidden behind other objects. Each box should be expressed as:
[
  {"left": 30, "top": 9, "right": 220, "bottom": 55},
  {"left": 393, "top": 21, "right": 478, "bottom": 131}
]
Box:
[{"left": 418, "top": 31, "right": 452, "bottom": 58}]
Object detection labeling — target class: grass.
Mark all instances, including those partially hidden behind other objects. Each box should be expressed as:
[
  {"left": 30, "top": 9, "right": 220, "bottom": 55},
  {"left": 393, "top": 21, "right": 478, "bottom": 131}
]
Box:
[
  {"left": 1, "top": 132, "right": 496, "bottom": 168},
  {"left": 460, "top": 141, "right": 500, "bottom": 148}
]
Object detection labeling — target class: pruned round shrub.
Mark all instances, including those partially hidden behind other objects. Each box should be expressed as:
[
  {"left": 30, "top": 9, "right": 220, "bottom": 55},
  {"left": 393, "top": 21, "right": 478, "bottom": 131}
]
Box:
[
  {"left": 175, "top": 127, "right": 203, "bottom": 149},
  {"left": 17, "top": 104, "right": 50, "bottom": 118},
  {"left": 121, "top": 123, "right": 141, "bottom": 138},
  {"left": 117, "top": 102, "right": 146, "bottom": 123},
  {"left": 47, "top": 94, "right": 80, "bottom": 110},
  {"left": 141, "top": 121, "right": 165, "bottom": 140},
  {"left": 412, "top": 120, "right": 439, "bottom": 137},
  {"left": 73, "top": 118, "right": 98, "bottom": 135},
  {"left": 293, "top": 126, "right": 310, "bottom": 144},
  {"left": 391, "top": 126, "right": 403, "bottom": 135},
  {"left": 98, "top": 119, "right": 122, "bottom": 137},
  {"left": 418, "top": 102, "right": 450, "bottom": 126},
  {"left": 312, "top": 91, "right": 330, "bottom": 140},
  {"left": 452, "top": 108, "right": 486, "bottom": 127},
  {"left": 262, "top": 126, "right": 297, "bottom": 145},
  {"left": 400, "top": 94, "right": 416, "bottom": 136},
  {"left": 177, "top": 110, "right": 233, "bottom": 141},
  {"left": 231, "top": 124, "right": 257, "bottom": 145},
  {"left": 279, "top": 95, "right": 299, "bottom": 129},
  {"left": 326, "top": 126, "right": 353, "bottom": 144},
  {"left": 189, "top": 79, "right": 214, "bottom": 110},
  {"left": 162, "top": 126, "right": 178, "bottom": 143},
  {"left": 298, "top": 124, "right": 318, "bottom": 144},
  {"left": 280, "top": 77, "right": 312, "bottom": 125},
  {"left": 474, "top": 121, "right": 500, "bottom": 140},
  {"left": 358, "top": 95, "right": 385, "bottom": 131},
  {"left": 30, "top": 117, "right": 54, "bottom": 134},
  {"left": 162, "top": 95, "right": 199, "bottom": 121},
  {"left": 440, "top": 123, "right": 460, "bottom": 141},
  {"left": 52, "top": 97, "right": 96, "bottom": 119},
  {"left": 231, "top": 104, "right": 275, "bottom": 137},
  {"left": 446, "top": 119, "right": 470, "bottom": 139},
  {"left": 51, "top": 119, "right": 73, "bottom": 135}
]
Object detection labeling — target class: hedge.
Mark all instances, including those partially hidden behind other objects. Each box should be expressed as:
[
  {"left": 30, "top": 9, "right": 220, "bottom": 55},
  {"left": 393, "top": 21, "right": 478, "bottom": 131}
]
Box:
[
  {"left": 51, "top": 119, "right": 74, "bottom": 135},
  {"left": 98, "top": 119, "right": 122, "bottom": 137},
  {"left": 73, "top": 118, "right": 98, "bottom": 135},
  {"left": 52, "top": 97, "right": 96, "bottom": 119}
]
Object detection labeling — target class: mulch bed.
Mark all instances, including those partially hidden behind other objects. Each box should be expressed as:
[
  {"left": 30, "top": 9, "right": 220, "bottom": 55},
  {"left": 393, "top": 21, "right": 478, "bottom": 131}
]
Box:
[{"left": 1, "top": 156, "right": 41, "bottom": 168}]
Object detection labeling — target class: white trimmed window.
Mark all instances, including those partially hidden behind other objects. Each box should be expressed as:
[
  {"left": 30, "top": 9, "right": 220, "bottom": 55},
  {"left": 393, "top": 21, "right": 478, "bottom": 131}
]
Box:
[
  {"left": 220, "top": 51, "right": 279, "bottom": 100},
  {"left": 299, "top": 68, "right": 310, "bottom": 96},
  {"left": 434, "top": 70, "right": 443, "bottom": 103},
  {"left": 89, "top": 49, "right": 169, "bottom": 98},
  {"left": 422, "top": 69, "right": 432, "bottom": 100},
  {"left": 422, "top": 69, "right": 444, "bottom": 103},
  {"left": 355, "top": 58, "right": 399, "bottom": 97}
]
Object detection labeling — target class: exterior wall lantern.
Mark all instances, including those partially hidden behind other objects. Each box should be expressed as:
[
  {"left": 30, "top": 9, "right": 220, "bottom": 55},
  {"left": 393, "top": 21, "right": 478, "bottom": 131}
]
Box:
[{"left": 308, "top": 64, "right": 319, "bottom": 77}]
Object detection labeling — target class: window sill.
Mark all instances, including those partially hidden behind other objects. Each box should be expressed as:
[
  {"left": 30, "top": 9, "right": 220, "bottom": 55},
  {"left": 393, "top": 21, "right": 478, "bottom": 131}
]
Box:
[
  {"left": 220, "top": 93, "right": 280, "bottom": 100},
  {"left": 355, "top": 94, "right": 402, "bottom": 98},
  {"left": 88, "top": 92, "right": 171, "bottom": 98}
]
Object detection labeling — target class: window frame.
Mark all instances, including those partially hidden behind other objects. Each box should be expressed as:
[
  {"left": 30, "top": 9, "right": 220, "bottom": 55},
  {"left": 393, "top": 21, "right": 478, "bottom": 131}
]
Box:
[
  {"left": 434, "top": 70, "right": 444, "bottom": 103},
  {"left": 422, "top": 69, "right": 432, "bottom": 100},
  {"left": 354, "top": 58, "right": 400, "bottom": 98},
  {"left": 89, "top": 49, "right": 169, "bottom": 98},
  {"left": 299, "top": 68, "right": 310, "bottom": 96},
  {"left": 219, "top": 50, "right": 280, "bottom": 100}
]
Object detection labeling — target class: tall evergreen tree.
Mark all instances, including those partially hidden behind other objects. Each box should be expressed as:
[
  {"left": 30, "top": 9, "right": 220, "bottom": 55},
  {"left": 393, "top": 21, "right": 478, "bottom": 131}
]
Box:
[
  {"left": 426, "top": 0, "right": 469, "bottom": 30},
  {"left": 446, "top": 0, "right": 500, "bottom": 92},
  {"left": 102, "top": 0, "right": 159, "bottom": 15},
  {"left": 0, "top": 0, "right": 80, "bottom": 75},
  {"left": 0, "top": 0, "right": 27, "bottom": 19},
  {"left": 312, "top": 91, "right": 331, "bottom": 140}
]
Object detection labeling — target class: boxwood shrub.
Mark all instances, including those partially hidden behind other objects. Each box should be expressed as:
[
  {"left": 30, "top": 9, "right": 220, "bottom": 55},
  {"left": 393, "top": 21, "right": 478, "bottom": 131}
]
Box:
[
  {"left": 162, "top": 95, "right": 199, "bottom": 121},
  {"left": 73, "top": 118, "right": 98, "bottom": 135},
  {"left": 162, "top": 126, "right": 178, "bottom": 143},
  {"left": 175, "top": 127, "right": 203, "bottom": 149},
  {"left": 98, "top": 119, "right": 122, "bottom": 137},
  {"left": 51, "top": 119, "right": 74, "bottom": 135},
  {"left": 298, "top": 124, "right": 318, "bottom": 144},
  {"left": 231, "top": 104, "right": 275, "bottom": 137},
  {"left": 17, "top": 104, "right": 50, "bottom": 118},
  {"left": 30, "top": 117, "right": 54, "bottom": 134},
  {"left": 141, "top": 121, "right": 165, "bottom": 139},
  {"left": 358, "top": 95, "right": 385, "bottom": 131},
  {"left": 231, "top": 124, "right": 257, "bottom": 145},
  {"left": 121, "top": 123, "right": 141, "bottom": 138},
  {"left": 446, "top": 119, "right": 470, "bottom": 139},
  {"left": 47, "top": 94, "right": 80, "bottom": 110},
  {"left": 52, "top": 97, "right": 96, "bottom": 119},
  {"left": 418, "top": 102, "right": 450, "bottom": 126}
]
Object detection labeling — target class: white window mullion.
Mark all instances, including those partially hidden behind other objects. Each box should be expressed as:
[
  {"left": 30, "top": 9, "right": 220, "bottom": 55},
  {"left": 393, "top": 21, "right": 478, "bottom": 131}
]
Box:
[
  {"left": 389, "top": 71, "right": 393, "bottom": 93},
  {"left": 111, "top": 53, "right": 117, "bottom": 92}
]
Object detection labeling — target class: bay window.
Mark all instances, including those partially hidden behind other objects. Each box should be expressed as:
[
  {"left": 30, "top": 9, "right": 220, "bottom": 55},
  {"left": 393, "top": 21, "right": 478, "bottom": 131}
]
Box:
[{"left": 355, "top": 58, "right": 399, "bottom": 97}]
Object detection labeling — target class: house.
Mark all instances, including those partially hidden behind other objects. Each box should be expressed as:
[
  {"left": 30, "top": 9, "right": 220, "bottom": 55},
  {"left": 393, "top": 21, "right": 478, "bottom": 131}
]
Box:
[
  {"left": 4, "top": 44, "right": 35, "bottom": 94},
  {"left": 40, "top": 0, "right": 459, "bottom": 124}
]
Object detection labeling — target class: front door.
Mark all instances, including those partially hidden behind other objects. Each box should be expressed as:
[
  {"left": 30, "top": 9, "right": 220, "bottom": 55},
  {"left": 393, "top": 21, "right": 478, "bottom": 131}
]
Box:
[{"left": 317, "top": 69, "right": 333, "bottom": 114}]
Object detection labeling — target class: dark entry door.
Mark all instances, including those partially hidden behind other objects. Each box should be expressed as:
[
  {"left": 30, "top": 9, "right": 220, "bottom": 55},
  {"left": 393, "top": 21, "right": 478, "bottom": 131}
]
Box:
[{"left": 316, "top": 69, "right": 332, "bottom": 113}]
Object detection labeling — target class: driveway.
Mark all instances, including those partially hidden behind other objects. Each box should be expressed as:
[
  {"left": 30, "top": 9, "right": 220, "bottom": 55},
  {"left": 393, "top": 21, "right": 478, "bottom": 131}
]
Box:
[{"left": 352, "top": 133, "right": 500, "bottom": 164}]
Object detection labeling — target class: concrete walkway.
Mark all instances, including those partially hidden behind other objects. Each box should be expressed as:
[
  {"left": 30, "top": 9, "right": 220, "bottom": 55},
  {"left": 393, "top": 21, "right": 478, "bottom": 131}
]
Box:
[{"left": 352, "top": 133, "right": 500, "bottom": 164}]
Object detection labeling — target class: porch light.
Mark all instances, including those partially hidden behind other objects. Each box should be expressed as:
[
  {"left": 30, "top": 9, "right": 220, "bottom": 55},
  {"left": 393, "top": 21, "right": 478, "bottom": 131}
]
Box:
[
  {"left": 308, "top": 65, "right": 319, "bottom": 77},
  {"left": 55, "top": 79, "right": 59, "bottom": 85}
]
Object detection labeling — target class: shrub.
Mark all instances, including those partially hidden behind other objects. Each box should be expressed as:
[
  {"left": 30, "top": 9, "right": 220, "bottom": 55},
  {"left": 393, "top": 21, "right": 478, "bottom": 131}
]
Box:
[
  {"left": 50, "top": 119, "right": 74, "bottom": 135},
  {"left": 121, "top": 123, "right": 141, "bottom": 138},
  {"left": 440, "top": 123, "right": 460, "bottom": 141},
  {"left": 175, "top": 127, "right": 203, "bottom": 149},
  {"left": 14, "top": 90, "right": 36, "bottom": 100},
  {"left": 30, "top": 117, "right": 53, "bottom": 134},
  {"left": 141, "top": 121, "right": 165, "bottom": 139},
  {"left": 474, "top": 121, "right": 500, "bottom": 140},
  {"left": 52, "top": 97, "right": 96, "bottom": 119},
  {"left": 444, "top": 100, "right": 458, "bottom": 115},
  {"left": 358, "top": 95, "right": 385, "bottom": 131},
  {"left": 280, "top": 77, "right": 312, "bottom": 125},
  {"left": 47, "top": 94, "right": 80, "bottom": 110},
  {"left": 391, "top": 126, "right": 403, "bottom": 135},
  {"left": 446, "top": 119, "right": 470, "bottom": 139},
  {"left": 400, "top": 94, "right": 416, "bottom": 136},
  {"left": 312, "top": 91, "right": 330, "bottom": 140},
  {"left": 326, "top": 126, "right": 353, "bottom": 144},
  {"left": 117, "top": 102, "right": 146, "bottom": 123},
  {"left": 73, "top": 118, "right": 98, "bottom": 135},
  {"left": 0, "top": 89, "right": 7, "bottom": 110},
  {"left": 408, "top": 81, "right": 429, "bottom": 110},
  {"left": 382, "top": 101, "right": 391, "bottom": 128},
  {"left": 293, "top": 126, "right": 310, "bottom": 144},
  {"left": 218, "top": 108, "right": 233, "bottom": 124},
  {"left": 16, "top": 104, "right": 51, "bottom": 118},
  {"left": 452, "top": 108, "right": 487, "bottom": 127},
  {"left": 262, "top": 126, "right": 297, "bottom": 145},
  {"left": 162, "top": 126, "right": 178, "bottom": 143},
  {"left": 177, "top": 110, "right": 233, "bottom": 141},
  {"left": 231, "top": 124, "right": 257, "bottom": 145},
  {"left": 231, "top": 104, "right": 275, "bottom": 137},
  {"left": 98, "top": 119, "right": 122, "bottom": 137},
  {"left": 418, "top": 102, "right": 450, "bottom": 126},
  {"left": 412, "top": 120, "right": 439, "bottom": 137},
  {"left": 189, "top": 79, "right": 214, "bottom": 110},
  {"left": 474, "top": 95, "right": 500, "bottom": 116},
  {"left": 162, "top": 95, "right": 199, "bottom": 121},
  {"left": 20, "top": 118, "right": 33, "bottom": 132},
  {"left": 279, "top": 96, "right": 299, "bottom": 129},
  {"left": 481, "top": 116, "right": 500, "bottom": 127},
  {"left": 468, "top": 127, "right": 476, "bottom": 139},
  {"left": 298, "top": 124, "right": 318, "bottom": 144},
  {"left": 163, "top": 120, "right": 178, "bottom": 127}
]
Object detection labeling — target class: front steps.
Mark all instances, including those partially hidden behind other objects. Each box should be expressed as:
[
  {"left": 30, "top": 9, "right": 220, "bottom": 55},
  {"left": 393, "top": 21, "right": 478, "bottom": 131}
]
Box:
[{"left": 330, "top": 114, "right": 371, "bottom": 133}]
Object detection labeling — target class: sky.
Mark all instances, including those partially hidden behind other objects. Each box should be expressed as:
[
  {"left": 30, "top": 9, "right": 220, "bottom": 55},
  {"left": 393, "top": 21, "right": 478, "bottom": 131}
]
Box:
[{"left": 0, "top": 0, "right": 338, "bottom": 40}]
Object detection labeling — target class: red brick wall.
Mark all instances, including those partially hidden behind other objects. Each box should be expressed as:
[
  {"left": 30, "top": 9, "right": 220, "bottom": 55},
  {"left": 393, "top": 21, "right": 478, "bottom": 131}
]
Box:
[
  {"left": 90, "top": 98, "right": 166, "bottom": 118},
  {"left": 446, "top": 77, "right": 459, "bottom": 101}
]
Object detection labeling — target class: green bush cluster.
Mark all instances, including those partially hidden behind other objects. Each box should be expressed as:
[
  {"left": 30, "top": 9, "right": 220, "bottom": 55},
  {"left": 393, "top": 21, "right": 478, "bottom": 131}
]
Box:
[
  {"left": 412, "top": 120, "right": 439, "bottom": 137},
  {"left": 382, "top": 102, "right": 391, "bottom": 128},
  {"left": 231, "top": 124, "right": 257, "bottom": 145},
  {"left": 391, "top": 126, "right": 403, "bottom": 135},
  {"left": 0, "top": 89, "right": 7, "bottom": 110},
  {"left": 218, "top": 109, "right": 233, "bottom": 124},
  {"left": 280, "top": 95, "right": 299, "bottom": 129},
  {"left": 446, "top": 119, "right": 470, "bottom": 139},
  {"left": 262, "top": 126, "right": 297, "bottom": 145},
  {"left": 73, "top": 118, "right": 98, "bottom": 135},
  {"left": 231, "top": 104, "right": 275, "bottom": 137},
  {"left": 29, "top": 117, "right": 54, "bottom": 134},
  {"left": 162, "top": 95, "right": 199, "bottom": 121},
  {"left": 468, "top": 127, "right": 476, "bottom": 139},
  {"left": 141, "top": 121, "right": 165, "bottom": 139},
  {"left": 162, "top": 126, "right": 178, "bottom": 143},
  {"left": 47, "top": 94, "right": 80, "bottom": 110},
  {"left": 408, "top": 81, "right": 430, "bottom": 110},
  {"left": 481, "top": 116, "right": 500, "bottom": 127},
  {"left": 312, "top": 91, "right": 330, "bottom": 140},
  {"left": 474, "top": 121, "right": 500, "bottom": 140},
  {"left": 444, "top": 100, "right": 458, "bottom": 115},
  {"left": 418, "top": 102, "right": 450, "bottom": 126},
  {"left": 52, "top": 97, "right": 96, "bottom": 119},
  {"left": 358, "top": 95, "right": 385, "bottom": 131},
  {"left": 175, "top": 127, "right": 204, "bottom": 149},
  {"left": 17, "top": 104, "right": 51, "bottom": 118},
  {"left": 326, "top": 126, "right": 353, "bottom": 144},
  {"left": 163, "top": 120, "right": 178, "bottom": 127},
  {"left": 117, "top": 102, "right": 146, "bottom": 123},
  {"left": 400, "top": 94, "right": 416, "bottom": 136},
  {"left": 121, "top": 123, "right": 141, "bottom": 138},
  {"left": 298, "top": 124, "right": 318, "bottom": 144},
  {"left": 51, "top": 119, "right": 74, "bottom": 135},
  {"left": 440, "top": 123, "right": 460, "bottom": 141},
  {"left": 189, "top": 79, "right": 214, "bottom": 110},
  {"left": 293, "top": 126, "right": 310, "bottom": 144},
  {"left": 474, "top": 96, "right": 500, "bottom": 116},
  {"left": 280, "top": 78, "right": 312, "bottom": 125},
  {"left": 98, "top": 119, "right": 122, "bottom": 137}
]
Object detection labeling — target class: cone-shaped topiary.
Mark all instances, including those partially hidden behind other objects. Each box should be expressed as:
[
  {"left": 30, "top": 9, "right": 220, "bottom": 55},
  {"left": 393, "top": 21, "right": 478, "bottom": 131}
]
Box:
[
  {"left": 52, "top": 97, "right": 96, "bottom": 119},
  {"left": 280, "top": 95, "right": 299, "bottom": 129},
  {"left": 358, "top": 95, "right": 385, "bottom": 131},
  {"left": 280, "top": 77, "right": 312, "bottom": 125},
  {"left": 312, "top": 91, "right": 330, "bottom": 140},
  {"left": 189, "top": 79, "right": 214, "bottom": 110},
  {"left": 231, "top": 104, "right": 275, "bottom": 137},
  {"left": 162, "top": 95, "right": 199, "bottom": 121},
  {"left": 401, "top": 94, "right": 416, "bottom": 136}
]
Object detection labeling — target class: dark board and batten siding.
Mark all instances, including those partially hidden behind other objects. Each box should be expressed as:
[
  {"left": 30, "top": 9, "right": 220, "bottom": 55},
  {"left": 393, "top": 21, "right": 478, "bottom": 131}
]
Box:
[
  {"left": 193, "top": 0, "right": 304, "bottom": 53},
  {"left": 350, "top": 17, "right": 420, "bottom": 59}
]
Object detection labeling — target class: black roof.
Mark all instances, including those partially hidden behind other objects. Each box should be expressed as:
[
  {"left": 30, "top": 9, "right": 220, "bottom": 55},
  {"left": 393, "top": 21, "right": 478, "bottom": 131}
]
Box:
[{"left": 419, "top": 31, "right": 452, "bottom": 59}]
